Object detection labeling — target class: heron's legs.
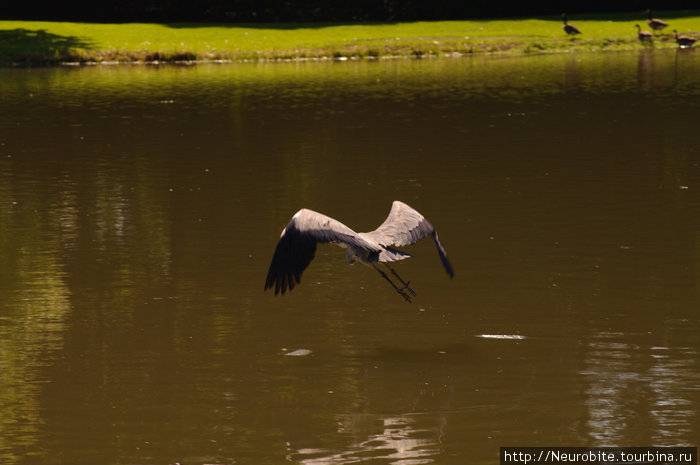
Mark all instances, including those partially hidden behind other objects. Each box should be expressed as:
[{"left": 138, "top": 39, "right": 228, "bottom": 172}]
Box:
[
  {"left": 371, "top": 264, "right": 412, "bottom": 302},
  {"left": 383, "top": 263, "right": 416, "bottom": 297}
]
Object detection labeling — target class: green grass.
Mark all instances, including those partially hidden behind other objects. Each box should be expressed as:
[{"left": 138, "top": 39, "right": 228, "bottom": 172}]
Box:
[{"left": 1, "top": 11, "right": 699, "bottom": 65}]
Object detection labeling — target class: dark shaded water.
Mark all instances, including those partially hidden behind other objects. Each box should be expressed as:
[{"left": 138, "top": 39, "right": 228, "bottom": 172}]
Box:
[{"left": 1, "top": 51, "right": 699, "bottom": 465}]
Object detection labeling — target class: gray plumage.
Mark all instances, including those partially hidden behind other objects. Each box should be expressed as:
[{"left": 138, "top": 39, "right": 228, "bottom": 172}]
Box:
[{"left": 264, "top": 200, "right": 454, "bottom": 297}]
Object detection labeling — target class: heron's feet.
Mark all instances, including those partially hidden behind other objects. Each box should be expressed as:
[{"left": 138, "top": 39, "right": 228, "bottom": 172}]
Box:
[
  {"left": 397, "top": 287, "right": 413, "bottom": 303},
  {"left": 401, "top": 282, "right": 417, "bottom": 297},
  {"left": 373, "top": 263, "right": 416, "bottom": 303}
]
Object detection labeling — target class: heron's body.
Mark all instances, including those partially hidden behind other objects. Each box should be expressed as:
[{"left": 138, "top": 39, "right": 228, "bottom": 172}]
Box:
[
  {"left": 264, "top": 201, "right": 453, "bottom": 302},
  {"left": 674, "top": 30, "right": 696, "bottom": 48},
  {"left": 562, "top": 13, "right": 581, "bottom": 35}
]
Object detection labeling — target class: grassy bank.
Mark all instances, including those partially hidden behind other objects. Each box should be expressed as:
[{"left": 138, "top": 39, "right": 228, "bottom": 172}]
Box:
[{"left": 1, "top": 11, "right": 699, "bottom": 65}]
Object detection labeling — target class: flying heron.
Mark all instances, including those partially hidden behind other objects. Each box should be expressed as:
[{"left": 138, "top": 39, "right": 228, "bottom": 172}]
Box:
[{"left": 264, "top": 200, "right": 454, "bottom": 302}]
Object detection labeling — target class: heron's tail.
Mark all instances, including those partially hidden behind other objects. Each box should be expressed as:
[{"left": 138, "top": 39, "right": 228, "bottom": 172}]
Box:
[{"left": 378, "top": 247, "right": 412, "bottom": 262}]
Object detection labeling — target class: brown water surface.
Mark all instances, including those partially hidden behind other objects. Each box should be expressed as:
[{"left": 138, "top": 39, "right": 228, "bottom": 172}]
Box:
[{"left": 0, "top": 50, "right": 699, "bottom": 465}]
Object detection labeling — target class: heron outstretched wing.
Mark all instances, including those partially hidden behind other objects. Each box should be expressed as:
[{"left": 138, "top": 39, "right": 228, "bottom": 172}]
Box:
[
  {"left": 264, "top": 208, "right": 378, "bottom": 295},
  {"left": 363, "top": 201, "right": 454, "bottom": 277}
]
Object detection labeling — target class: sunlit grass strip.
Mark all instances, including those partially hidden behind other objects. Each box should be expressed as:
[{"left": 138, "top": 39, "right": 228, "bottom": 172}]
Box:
[{"left": 1, "top": 12, "right": 699, "bottom": 65}]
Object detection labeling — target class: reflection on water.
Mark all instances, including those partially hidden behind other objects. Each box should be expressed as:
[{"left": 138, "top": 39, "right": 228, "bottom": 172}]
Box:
[
  {"left": 0, "top": 266, "right": 70, "bottom": 464},
  {"left": 292, "top": 414, "right": 441, "bottom": 465},
  {"left": 0, "top": 50, "right": 699, "bottom": 464},
  {"left": 584, "top": 330, "right": 699, "bottom": 446}
]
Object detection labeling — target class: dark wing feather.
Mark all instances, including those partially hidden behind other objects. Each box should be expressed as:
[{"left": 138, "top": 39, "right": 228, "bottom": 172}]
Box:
[
  {"left": 264, "top": 208, "right": 375, "bottom": 295},
  {"left": 363, "top": 201, "right": 454, "bottom": 277},
  {"left": 264, "top": 225, "right": 317, "bottom": 295}
]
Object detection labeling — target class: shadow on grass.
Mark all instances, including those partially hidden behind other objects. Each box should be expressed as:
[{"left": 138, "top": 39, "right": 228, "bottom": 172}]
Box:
[
  {"left": 0, "top": 28, "right": 93, "bottom": 64},
  {"left": 161, "top": 9, "right": 700, "bottom": 28},
  {"left": 533, "top": 9, "right": 700, "bottom": 22},
  {"left": 163, "top": 21, "right": 398, "bottom": 30}
]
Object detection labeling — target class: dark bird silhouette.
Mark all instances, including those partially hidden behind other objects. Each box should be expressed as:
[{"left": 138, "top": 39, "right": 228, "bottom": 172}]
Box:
[
  {"left": 636, "top": 24, "right": 653, "bottom": 42},
  {"left": 264, "top": 201, "right": 454, "bottom": 302},
  {"left": 674, "top": 30, "right": 696, "bottom": 48},
  {"left": 562, "top": 13, "right": 581, "bottom": 35},
  {"left": 645, "top": 9, "right": 668, "bottom": 33}
]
